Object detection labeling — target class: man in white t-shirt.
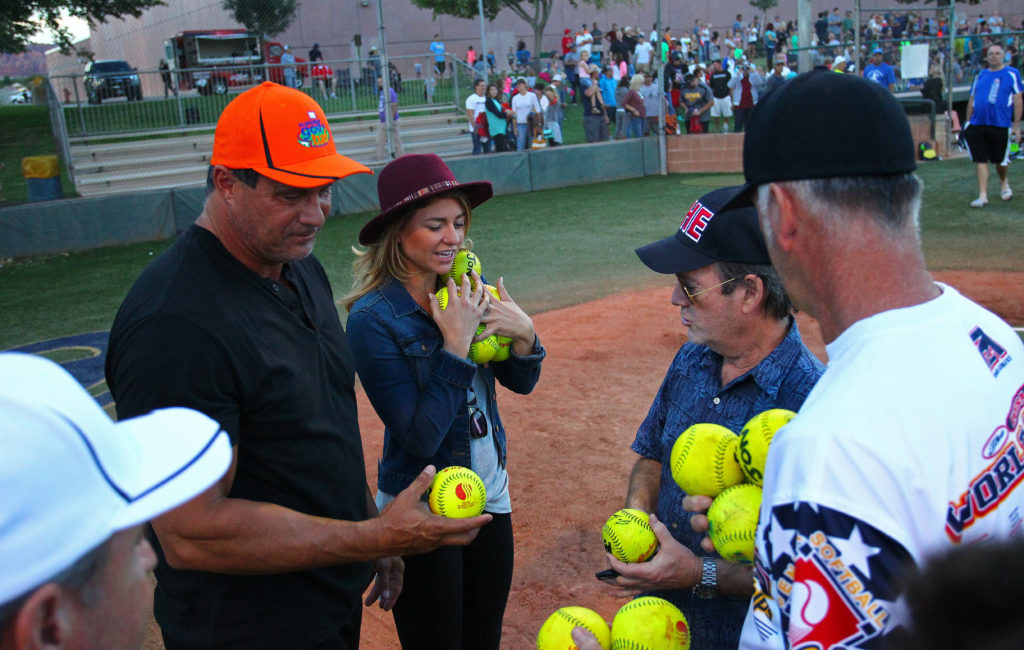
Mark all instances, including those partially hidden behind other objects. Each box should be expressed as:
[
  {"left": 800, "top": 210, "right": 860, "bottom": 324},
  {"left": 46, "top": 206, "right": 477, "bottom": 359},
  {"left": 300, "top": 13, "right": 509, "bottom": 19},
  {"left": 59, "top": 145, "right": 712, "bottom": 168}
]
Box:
[
  {"left": 633, "top": 34, "right": 655, "bottom": 74},
  {"left": 510, "top": 78, "right": 541, "bottom": 151},
  {"left": 464, "top": 78, "right": 490, "bottom": 154},
  {"left": 577, "top": 27, "right": 594, "bottom": 63},
  {"left": 715, "top": 70, "right": 1024, "bottom": 649}
]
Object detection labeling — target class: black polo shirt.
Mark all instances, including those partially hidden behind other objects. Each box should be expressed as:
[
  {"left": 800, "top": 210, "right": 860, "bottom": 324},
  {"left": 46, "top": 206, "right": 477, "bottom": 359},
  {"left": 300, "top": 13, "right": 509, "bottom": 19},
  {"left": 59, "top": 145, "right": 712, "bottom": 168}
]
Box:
[
  {"left": 710, "top": 69, "right": 732, "bottom": 98},
  {"left": 106, "top": 225, "right": 371, "bottom": 649}
]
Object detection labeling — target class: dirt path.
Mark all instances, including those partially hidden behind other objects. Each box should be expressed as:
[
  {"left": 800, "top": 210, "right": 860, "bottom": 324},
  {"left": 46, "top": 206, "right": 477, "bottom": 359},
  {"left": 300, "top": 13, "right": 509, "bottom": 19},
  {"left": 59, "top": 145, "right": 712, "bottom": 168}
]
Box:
[{"left": 143, "top": 271, "right": 1024, "bottom": 649}]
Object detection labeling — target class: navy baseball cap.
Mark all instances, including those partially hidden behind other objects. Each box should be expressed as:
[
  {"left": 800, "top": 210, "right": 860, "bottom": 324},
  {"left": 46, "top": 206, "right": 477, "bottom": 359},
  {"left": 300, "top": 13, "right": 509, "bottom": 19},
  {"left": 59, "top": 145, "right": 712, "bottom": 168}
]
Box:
[
  {"left": 635, "top": 185, "right": 770, "bottom": 274},
  {"left": 720, "top": 70, "right": 916, "bottom": 210}
]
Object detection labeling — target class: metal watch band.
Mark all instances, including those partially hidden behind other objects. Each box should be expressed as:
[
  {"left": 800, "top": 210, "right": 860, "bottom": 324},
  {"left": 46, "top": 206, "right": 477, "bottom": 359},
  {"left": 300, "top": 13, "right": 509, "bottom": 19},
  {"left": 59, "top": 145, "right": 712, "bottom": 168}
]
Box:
[{"left": 692, "top": 556, "right": 718, "bottom": 599}]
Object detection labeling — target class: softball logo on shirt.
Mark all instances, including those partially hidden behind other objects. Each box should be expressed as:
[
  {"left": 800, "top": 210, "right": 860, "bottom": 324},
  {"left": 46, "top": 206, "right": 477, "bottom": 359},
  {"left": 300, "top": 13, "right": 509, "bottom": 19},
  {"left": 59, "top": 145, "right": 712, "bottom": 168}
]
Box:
[
  {"left": 298, "top": 113, "right": 330, "bottom": 148},
  {"left": 749, "top": 503, "right": 907, "bottom": 649}
]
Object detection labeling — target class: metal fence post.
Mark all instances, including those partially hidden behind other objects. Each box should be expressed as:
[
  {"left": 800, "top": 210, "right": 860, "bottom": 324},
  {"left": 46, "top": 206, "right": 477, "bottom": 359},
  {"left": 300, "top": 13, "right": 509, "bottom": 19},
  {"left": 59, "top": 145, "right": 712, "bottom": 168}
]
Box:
[
  {"left": 452, "top": 54, "right": 460, "bottom": 108},
  {"left": 45, "top": 78, "right": 75, "bottom": 188}
]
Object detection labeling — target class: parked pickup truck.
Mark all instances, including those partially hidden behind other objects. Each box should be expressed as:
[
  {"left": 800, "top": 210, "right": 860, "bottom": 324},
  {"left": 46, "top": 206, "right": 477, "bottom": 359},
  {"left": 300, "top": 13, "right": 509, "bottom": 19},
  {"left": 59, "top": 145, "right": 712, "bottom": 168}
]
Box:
[{"left": 165, "top": 30, "right": 305, "bottom": 95}]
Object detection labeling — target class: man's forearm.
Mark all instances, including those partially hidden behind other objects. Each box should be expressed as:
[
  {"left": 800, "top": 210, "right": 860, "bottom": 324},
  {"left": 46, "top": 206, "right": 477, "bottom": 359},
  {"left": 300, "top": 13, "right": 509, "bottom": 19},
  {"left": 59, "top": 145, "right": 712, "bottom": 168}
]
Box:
[
  {"left": 154, "top": 496, "right": 391, "bottom": 575},
  {"left": 625, "top": 456, "right": 661, "bottom": 511}
]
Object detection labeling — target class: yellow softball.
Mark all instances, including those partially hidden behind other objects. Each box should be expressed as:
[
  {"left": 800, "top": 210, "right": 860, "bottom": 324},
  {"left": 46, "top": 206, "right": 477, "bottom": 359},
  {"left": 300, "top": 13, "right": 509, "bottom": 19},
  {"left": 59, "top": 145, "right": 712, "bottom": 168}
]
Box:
[
  {"left": 485, "top": 284, "right": 513, "bottom": 362},
  {"left": 427, "top": 466, "right": 486, "bottom": 518},
  {"left": 468, "top": 324, "right": 501, "bottom": 365},
  {"left": 436, "top": 289, "right": 500, "bottom": 365},
  {"left": 707, "top": 483, "right": 762, "bottom": 565},
  {"left": 537, "top": 606, "right": 611, "bottom": 650},
  {"left": 669, "top": 423, "right": 744, "bottom": 497},
  {"left": 446, "top": 249, "right": 483, "bottom": 288},
  {"left": 602, "top": 508, "right": 659, "bottom": 563},
  {"left": 435, "top": 286, "right": 457, "bottom": 310},
  {"left": 737, "top": 409, "right": 796, "bottom": 486},
  {"left": 611, "top": 597, "right": 690, "bottom": 649}
]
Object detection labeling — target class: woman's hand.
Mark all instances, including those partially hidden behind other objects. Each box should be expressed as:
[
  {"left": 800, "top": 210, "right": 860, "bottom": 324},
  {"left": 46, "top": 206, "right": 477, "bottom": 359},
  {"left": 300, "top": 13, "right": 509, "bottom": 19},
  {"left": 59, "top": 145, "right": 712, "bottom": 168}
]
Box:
[
  {"left": 478, "top": 276, "right": 536, "bottom": 356},
  {"left": 429, "top": 272, "right": 486, "bottom": 359}
]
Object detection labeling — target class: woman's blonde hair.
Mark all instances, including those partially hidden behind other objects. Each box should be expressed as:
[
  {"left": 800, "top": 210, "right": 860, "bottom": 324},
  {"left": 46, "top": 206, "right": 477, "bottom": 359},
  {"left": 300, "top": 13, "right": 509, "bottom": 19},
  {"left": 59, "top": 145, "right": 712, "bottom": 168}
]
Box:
[
  {"left": 629, "top": 74, "right": 644, "bottom": 90},
  {"left": 341, "top": 191, "right": 473, "bottom": 311}
]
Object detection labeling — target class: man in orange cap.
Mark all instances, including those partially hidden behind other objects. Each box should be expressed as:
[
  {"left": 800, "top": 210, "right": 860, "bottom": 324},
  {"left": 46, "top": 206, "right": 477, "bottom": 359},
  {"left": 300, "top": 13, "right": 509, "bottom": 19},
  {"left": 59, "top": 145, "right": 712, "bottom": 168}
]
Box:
[{"left": 105, "top": 82, "right": 491, "bottom": 649}]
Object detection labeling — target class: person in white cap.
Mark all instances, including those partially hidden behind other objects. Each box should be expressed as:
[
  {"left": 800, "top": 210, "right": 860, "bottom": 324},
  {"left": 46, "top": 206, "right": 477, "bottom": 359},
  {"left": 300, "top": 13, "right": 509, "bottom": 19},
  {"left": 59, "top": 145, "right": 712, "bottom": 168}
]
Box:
[{"left": 0, "top": 352, "right": 232, "bottom": 649}]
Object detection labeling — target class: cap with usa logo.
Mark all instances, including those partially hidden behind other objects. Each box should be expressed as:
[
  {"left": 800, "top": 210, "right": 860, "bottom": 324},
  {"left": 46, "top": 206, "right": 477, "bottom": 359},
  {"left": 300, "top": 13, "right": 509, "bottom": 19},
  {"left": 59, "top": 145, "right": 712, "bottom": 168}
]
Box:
[
  {"left": 211, "top": 82, "right": 371, "bottom": 188},
  {"left": 634, "top": 185, "right": 770, "bottom": 275}
]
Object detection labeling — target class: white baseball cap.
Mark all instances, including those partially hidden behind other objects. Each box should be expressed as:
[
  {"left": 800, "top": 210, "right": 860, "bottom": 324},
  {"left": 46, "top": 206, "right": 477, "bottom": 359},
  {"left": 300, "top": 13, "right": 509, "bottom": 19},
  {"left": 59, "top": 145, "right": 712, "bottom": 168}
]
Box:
[{"left": 0, "top": 353, "right": 232, "bottom": 604}]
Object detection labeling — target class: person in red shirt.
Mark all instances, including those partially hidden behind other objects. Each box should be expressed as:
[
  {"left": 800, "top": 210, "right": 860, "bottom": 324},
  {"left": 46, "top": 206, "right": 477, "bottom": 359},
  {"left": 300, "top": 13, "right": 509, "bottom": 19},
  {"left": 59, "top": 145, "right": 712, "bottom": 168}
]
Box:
[{"left": 562, "top": 29, "right": 574, "bottom": 55}]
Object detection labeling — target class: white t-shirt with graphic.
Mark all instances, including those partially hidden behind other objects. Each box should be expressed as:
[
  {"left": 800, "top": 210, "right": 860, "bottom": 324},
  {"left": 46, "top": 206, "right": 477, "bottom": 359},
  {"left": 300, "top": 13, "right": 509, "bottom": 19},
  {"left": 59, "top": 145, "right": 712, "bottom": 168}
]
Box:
[{"left": 741, "top": 284, "right": 1024, "bottom": 649}]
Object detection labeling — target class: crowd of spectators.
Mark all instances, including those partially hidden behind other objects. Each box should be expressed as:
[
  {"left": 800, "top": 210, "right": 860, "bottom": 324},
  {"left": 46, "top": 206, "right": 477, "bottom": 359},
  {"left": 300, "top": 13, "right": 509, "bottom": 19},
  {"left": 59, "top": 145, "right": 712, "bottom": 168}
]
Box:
[{"left": 451, "top": 8, "right": 1021, "bottom": 145}]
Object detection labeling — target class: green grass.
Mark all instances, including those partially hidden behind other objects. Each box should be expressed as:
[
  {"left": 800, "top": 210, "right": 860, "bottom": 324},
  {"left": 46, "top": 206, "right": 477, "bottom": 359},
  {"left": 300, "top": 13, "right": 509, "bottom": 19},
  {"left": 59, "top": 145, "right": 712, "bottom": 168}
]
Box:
[
  {"left": 1, "top": 157, "right": 1021, "bottom": 351},
  {"left": 0, "top": 105, "right": 78, "bottom": 204}
]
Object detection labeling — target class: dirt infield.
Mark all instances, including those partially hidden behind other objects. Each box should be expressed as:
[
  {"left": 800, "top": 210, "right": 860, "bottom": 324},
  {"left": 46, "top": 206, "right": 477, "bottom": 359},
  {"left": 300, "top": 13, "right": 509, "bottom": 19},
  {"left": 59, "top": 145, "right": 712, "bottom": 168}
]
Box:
[{"left": 141, "top": 270, "right": 1024, "bottom": 649}]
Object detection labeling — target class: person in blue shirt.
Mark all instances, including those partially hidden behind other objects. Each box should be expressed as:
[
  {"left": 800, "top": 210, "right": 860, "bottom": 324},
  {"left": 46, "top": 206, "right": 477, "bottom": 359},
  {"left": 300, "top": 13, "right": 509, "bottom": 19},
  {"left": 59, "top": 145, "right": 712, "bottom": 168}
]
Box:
[
  {"left": 596, "top": 185, "right": 824, "bottom": 650},
  {"left": 430, "top": 35, "right": 446, "bottom": 76},
  {"left": 964, "top": 43, "right": 1023, "bottom": 207},
  {"left": 344, "top": 154, "right": 545, "bottom": 650},
  {"left": 599, "top": 65, "right": 619, "bottom": 138},
  {"left": 862, "top": 48, "right": 896, "bottom": 91}
]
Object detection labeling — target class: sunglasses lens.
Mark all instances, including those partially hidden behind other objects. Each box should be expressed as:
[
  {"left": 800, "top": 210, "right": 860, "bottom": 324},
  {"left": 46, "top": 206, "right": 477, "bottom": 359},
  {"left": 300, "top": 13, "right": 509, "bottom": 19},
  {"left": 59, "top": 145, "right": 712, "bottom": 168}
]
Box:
[{"left": 470, "top": 409, "right": 488, "bottom": 438}]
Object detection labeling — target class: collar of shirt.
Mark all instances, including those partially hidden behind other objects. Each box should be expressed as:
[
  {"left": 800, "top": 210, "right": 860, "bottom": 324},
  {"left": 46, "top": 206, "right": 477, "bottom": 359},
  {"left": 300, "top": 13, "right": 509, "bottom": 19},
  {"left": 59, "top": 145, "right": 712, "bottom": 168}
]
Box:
[{"left": 691, "top": 316, "right": 804, "bottom": 399}]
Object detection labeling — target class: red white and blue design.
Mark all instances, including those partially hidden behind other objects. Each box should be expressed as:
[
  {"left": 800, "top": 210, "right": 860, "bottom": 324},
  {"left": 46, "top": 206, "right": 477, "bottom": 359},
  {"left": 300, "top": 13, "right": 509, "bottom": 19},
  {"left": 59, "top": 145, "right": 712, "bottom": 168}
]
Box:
[
  {"left": 971, "top": 326, "right": 1012, "bottom": 377},
  {"left": 680, "top": 199, "right": 715, "bottom": 243},
  {"left": 749, "top": 503, "right": 909, "bottom": 649}
]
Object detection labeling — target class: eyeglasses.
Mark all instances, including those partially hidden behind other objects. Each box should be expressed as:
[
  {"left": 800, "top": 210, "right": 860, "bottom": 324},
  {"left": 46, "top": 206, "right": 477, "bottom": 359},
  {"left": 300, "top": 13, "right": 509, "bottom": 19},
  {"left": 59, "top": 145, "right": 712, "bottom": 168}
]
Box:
[
  {"left": 467, "top": 388, "right": 488, "bottom": 439},
  {"left": 681, "top": 277, "right": 736, "bottom": 303}
]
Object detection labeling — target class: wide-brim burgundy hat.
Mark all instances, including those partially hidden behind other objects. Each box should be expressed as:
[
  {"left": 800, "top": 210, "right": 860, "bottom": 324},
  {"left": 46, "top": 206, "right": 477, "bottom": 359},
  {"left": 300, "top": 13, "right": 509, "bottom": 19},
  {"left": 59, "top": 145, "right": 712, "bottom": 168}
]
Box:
[{"left": 359, "top": 153, "right": 493, "bottom": 245}]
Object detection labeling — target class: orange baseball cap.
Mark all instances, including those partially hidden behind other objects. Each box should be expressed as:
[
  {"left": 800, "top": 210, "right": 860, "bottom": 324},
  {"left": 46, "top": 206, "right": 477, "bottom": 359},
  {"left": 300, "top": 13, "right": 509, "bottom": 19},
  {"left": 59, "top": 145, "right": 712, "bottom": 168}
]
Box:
[{"left": 211, "top": 82, "right": 370, "bottom": 188}]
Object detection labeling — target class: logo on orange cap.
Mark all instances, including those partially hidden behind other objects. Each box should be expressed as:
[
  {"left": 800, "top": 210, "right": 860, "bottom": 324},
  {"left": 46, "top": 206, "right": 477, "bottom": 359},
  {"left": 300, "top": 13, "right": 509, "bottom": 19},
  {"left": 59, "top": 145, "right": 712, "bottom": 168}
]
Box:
[{"left": 298, "top": 113, "right": 330, "bottom": 148}]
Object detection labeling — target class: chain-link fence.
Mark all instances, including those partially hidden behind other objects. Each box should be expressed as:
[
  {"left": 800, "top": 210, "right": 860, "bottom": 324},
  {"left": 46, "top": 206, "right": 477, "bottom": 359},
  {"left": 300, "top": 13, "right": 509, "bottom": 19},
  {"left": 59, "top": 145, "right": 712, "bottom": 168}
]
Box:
[{"left": 50, "top": 53, "right": 478, "bottom": 137}]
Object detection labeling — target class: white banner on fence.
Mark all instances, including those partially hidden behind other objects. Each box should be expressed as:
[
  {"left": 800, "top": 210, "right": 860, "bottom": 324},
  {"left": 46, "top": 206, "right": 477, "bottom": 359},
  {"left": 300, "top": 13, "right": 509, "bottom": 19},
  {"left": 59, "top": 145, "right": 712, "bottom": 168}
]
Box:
[{"left": 900, "top": 44, "right": 929, "bottom": 80}]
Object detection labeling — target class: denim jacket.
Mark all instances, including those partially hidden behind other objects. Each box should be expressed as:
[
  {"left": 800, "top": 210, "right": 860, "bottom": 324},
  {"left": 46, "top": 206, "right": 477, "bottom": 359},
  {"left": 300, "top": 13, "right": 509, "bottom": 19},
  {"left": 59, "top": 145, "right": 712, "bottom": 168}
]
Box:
[{"left": 346, "top": 277, "right": 545, "bottom": 495}]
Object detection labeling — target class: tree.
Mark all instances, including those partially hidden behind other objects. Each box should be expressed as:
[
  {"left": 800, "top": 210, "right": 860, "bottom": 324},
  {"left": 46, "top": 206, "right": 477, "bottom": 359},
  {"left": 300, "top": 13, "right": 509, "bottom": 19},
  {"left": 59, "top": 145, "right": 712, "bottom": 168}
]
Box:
[
  {"left": 411, "top": 0, "right": 627, "bottom": 64},
  {"left": 749, "top": 0, "right": 778, "bottom": 33},
  {"left": 2, "top": 0, "right": 165, "bottom": 54},
  {"left": 223, "top": 0, "right": 298, "bottom": 39}
]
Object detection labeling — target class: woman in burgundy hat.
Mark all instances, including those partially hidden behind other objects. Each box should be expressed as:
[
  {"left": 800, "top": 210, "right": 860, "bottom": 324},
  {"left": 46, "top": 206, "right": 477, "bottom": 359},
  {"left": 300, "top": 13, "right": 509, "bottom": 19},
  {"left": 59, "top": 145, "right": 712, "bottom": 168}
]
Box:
[{"left": 343, "top": 153, "right": 545, "bottom": 649}]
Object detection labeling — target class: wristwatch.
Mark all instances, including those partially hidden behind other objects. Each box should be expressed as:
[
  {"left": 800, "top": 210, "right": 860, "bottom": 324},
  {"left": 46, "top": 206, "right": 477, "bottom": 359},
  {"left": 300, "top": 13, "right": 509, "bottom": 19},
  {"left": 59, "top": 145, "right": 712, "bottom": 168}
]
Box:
[{"left": 692, "top": 556, "right": 718, "bottom": 599}]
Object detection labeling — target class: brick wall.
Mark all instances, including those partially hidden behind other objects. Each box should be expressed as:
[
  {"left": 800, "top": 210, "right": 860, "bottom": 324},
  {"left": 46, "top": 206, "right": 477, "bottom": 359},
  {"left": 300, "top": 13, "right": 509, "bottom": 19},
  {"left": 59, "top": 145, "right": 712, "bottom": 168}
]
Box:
[
  {"left": 665, "top": 114, "right": 953, "bottom": 173},
  {"left": 666, "top": 132, "right": 744, "bottom": 174}
]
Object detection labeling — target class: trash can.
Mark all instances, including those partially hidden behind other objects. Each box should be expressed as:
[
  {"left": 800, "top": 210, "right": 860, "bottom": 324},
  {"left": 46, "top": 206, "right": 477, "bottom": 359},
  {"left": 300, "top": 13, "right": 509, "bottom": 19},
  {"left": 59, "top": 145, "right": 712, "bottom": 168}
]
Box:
[{"left": 22, "top": 155, "right": 63, "bottom": 202}]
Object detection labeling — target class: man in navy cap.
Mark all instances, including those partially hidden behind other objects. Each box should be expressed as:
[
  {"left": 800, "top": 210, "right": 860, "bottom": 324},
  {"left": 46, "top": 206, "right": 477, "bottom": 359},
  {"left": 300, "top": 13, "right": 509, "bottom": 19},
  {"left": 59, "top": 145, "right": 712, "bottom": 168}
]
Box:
[{"left": 596, "top": 186, "right": 824, "bottom": 650}]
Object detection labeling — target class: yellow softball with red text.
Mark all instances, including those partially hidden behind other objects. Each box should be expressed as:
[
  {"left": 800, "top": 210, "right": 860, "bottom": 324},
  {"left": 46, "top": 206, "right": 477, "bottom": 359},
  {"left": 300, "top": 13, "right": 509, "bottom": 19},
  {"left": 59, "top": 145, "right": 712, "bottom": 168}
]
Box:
[
  {"left": 611, "top": 597, "right": 690, "bottom": 649},
  {"left": 669, "top": 423, "right": 744, "bottom": 497},
  {"left": 737, "top": 409, "right": 796, "bottom": 486},
  {"left": 427, "top": 466, "right": 486, "bottom": 518},
  {"left": 537, "top": 606, "right": 611, "bottom": 650},
  {"left": 602, "top": 508, "right": 659, "bottom": 563},
  {"left": 707, "top": 483, "right": 762, "bottom": 565}
]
